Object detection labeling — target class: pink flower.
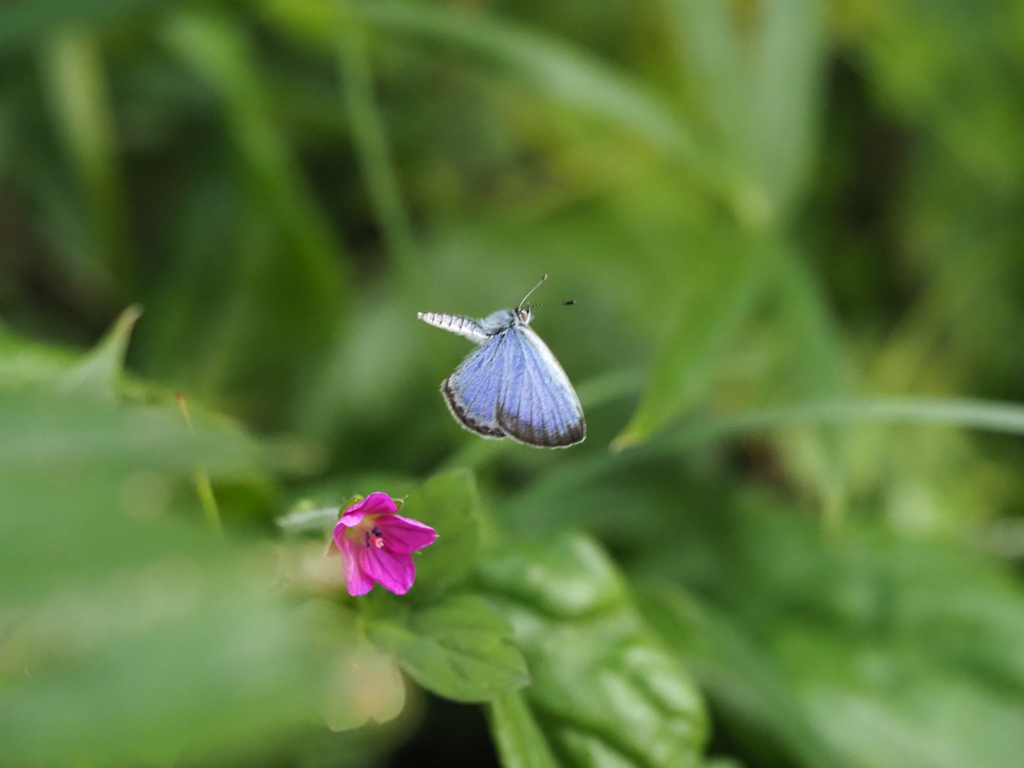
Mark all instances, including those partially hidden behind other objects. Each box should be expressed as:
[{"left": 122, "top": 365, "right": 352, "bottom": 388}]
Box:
[{"left": 332, "top": 492, "right": 438, "bottom": 596}]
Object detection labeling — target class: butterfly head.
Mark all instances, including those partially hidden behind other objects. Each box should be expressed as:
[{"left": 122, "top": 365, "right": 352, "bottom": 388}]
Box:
[{"left": 514, "top": 275, "right": 574, "bottom": 327}]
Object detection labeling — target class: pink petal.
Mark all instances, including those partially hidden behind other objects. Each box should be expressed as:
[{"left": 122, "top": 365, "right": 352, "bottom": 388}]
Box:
[
  {"left": 362, "top": 547, "right": 417, "bottom": 595},
  {"left": 376, "top": 514, "right": 438, "bottom": 554},
  {"left": 340, "top": 539, "right": 375, "bottom": 596},
  {"left": 339, "top": 492, "right": 397, "bottom": 526},
  {"left": 332, "top": 519, "right": 350, "bottom": 551},
  {"left": 338, "top": 509, "right": 364, "bottom": 527}
]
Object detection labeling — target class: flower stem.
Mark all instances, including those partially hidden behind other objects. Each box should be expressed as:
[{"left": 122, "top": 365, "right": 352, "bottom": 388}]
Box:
[
  {"left": 176, "top": 393, "right": 223, "bottom": 536},
  {"left": 276, "top": 505, "right": 341, "bottom": 533}
]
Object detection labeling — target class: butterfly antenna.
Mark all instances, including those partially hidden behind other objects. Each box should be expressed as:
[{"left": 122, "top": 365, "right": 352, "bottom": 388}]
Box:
[
  {"left": 519, "top": 274, "right": 548, "bottom": 310},
  {"left": 528, "top": 300, "right": 576, "bottom": 309}
]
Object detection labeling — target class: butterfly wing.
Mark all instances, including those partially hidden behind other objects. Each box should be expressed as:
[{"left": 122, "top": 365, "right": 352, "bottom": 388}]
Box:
[
  {"left": 441, "top": 333, "right": 512, "bottom": 439},
  {"left": 495, "top": 327, "right": 585, "bottom": 447}
]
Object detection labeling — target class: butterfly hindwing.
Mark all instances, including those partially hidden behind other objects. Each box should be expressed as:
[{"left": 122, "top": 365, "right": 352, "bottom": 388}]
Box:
[
  {"left": 495, "top": 327, "right": 585, "bottom": 447},
  {"left": 441, "top": 333, "right": 510, "bottom": 439}
]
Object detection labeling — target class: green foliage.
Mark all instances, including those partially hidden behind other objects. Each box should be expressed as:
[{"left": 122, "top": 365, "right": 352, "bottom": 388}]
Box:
[
  {"left": 368, "top": 594, "right": 530, "bottom": 703},
  {"left": 5, "top": 0, "right": 1024, "bottom": 766},
  {"left": 476, "top": 533, "right": 708, "bottom": 768},
  {"left": 636, "top": 494, "right": 1024, "bottom": 768},
  {"left": 488, "top": 690, "right": 561, "bottom": 768},
  {"left": 57, "top": 304, "right": 141, "bottom": 395},
  {"left": 639, "top": 585, "right": 845, "bottom": 768},
  {"left": 400, "top": 468, "right": 483, "bottom": 601},
  {"left": 0, "top": 325, "right": 331, "bottom": 764},
  {"left": 360, "top": 0, "right": 698, "bottom": 161},
  {"left": 0, "top": 0, "right": 164, "bottom": 51},
  {"left": 615, "top": 233, "right": 766, "bottom": 449}
]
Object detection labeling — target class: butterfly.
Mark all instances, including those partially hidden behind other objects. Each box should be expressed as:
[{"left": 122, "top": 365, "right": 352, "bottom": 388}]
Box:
[{"left": 418, "top": 276, "right": 586, "bottom": 448}]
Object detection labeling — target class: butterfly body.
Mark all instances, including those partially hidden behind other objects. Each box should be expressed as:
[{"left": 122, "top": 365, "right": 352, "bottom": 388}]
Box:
[{"left": 418, "top": 306, "right": 586, "bottom": 448}]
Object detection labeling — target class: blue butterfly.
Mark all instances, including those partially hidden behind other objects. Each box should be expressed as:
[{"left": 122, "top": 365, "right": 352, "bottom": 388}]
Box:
[{"left": 418, "top": 276, "right": 585, "bottom": 448}]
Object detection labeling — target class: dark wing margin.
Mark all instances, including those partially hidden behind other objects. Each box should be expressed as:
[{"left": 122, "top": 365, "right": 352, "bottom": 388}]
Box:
[
  {"left": 440, "top": 336, "right": 508, "bottom": 440},
  {"left": 442, "top": 378, "right": 506, "bottom": 438},
  {"left": 495, "top": 327, "right": 585, "bottom": 448}
]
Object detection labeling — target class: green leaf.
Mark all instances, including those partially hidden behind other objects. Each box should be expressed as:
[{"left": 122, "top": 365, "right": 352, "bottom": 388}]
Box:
[
  {"left": 321, "top": 612, "right": 406, "bottom": 731},
  {"left": 0, "top": 322, "right": 79, "bottom": 390},
  {"left": 761, "top": 245, "right": 852, "bottom": 524},
  {"left": 401, "top": 467, "right": 483, "bottom": 601},
  {"left": 770, "top": 246, "right": 850, "bottom": 398},
  {"left": 0, "top": 306, "right": 161, "bottom": 401},
  {"left": 639, "top": 491, "right": 1024, "bottom": 768},
  {"left": 475, "top": 531, "right": 627, "bottom": 618},
  {"left": 488, "top": 690, "right": 561, "bottom": 768},
  {"left": 663, "top": 0, "right": 826, "bottom": 224},
  {"left": 476, "top": 533, "right": 708, "bottom": 768},
  {"left": 0, "top": 390, "right": 327, "bottom": 764},
  {"left": 57, "top": 304, "right": 141, "bottom": 396},
  {"left": 661, "top": 0, "right": 744, "bottom": 156},
  {"left": 368, "top": 594, "right": 530, "bottom": 703},
  {"left": 0, "top": 577, "right": 325, "bottom": 765},
  {"left": 614, "top": 235, "right": 767, "bottom": 450},
  {"left": 746, "top": 0, "right": 827, "bottom": 220},
  {"left": 0, "top": 391, "right": 262, "bottom": 600}
]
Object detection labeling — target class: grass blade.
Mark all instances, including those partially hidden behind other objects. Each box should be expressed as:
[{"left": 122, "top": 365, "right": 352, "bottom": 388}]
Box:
[
  {"left": 41, "top": 28, "right": 133, "bottom": 292},
  {"left": 336, "top": 17, "right": 419, "bottom": 282},
  {"left": 162, "top": 10, "right": 348, "bottom": 322},
  {"left": 614, "top": 234, "right": 768, "bottom": 450},
  {"left": 0, "top": 0, "right": 164, "bottom": 52},
  {"left": 662, "top": 397, "right": 1024, "bottom": 450},
  {"left": 359, "top": 0, "right": 699, "bottom": 163}
]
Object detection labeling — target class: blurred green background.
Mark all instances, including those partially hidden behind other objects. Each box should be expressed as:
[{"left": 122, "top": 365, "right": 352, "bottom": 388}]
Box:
[{"left": 5, "top": 0, "right": 1024, "bottom": 766}]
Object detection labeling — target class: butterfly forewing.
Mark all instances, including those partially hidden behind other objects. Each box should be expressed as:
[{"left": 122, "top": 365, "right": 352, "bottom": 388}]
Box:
[{"left": 495, "top": 327, "right": 585, "bottom": 447}]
